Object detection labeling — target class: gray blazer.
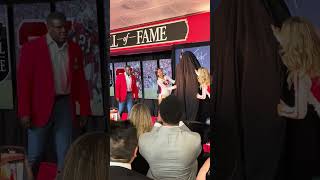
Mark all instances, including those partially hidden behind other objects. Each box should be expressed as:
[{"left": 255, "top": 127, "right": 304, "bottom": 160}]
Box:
[{"left": 138, "top": 122, "right": 202, "bottom": 180}]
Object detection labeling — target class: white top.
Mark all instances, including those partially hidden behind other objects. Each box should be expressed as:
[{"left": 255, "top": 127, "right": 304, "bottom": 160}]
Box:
[
  {"left": 125, "top": 73, "right": 132, "bottom": 92},
  {"left": 157, "top": 75, "right": 175, "bottom": 98},
  {"left": 197, "top": 85, "right": 210, "bottom": 99},
  {"left": 278, "top": 71, "right": 320, "bottom": 119},
  {"left": 46, "top": 34, "right": 70, "bottom": 95},
  {"left": 110, "top": 161, "right": 132, "bottom": 170}
]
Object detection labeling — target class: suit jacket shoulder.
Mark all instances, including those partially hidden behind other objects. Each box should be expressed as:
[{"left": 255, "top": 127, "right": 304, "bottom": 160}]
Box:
[
  {"left": 110, "top": 166, "right": 152, "bottom": 180},
  {"left": 139, "top": 125, "right": 201, "bottom": 151},
  {"left": 22, "top": 36, "right": 46, "bottom": 50}
]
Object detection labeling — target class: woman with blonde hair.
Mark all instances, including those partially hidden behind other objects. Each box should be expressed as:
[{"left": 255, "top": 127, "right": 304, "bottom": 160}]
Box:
[
  {"left": 195, "top": 67, "right": 211, "bottom": 124},
  {"left": 195, "top": 67, "right": 211, "bottom": 99},
  {"left": 59, "top": 132, "right": 108, "bottom": 180},
  {"left": 129, "top": 103, "right": 153, "bottom": 138},
  {"left": 271, "top": 16, "right": 320, "bottom": 178},
  {"left": 271, "top": 17, "right": 320, "bottom": 119},
  {"left": 129, "top": 103, "right": 153, "bottom": 175}
]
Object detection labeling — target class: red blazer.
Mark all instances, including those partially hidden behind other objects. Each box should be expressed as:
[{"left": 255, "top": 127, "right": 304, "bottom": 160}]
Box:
[
  {"left": 311, "top": 77, "right": 320, "bottom": 102},
  {"left": 17, "top": 36, "right": 91, "bottom": 127},
  {"left": 115, "top": 73, "right": 138, "bottom": 102}
]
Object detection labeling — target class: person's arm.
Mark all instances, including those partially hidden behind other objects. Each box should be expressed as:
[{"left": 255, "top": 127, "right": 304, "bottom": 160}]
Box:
[
  {"left": 132, "top": 76, "right": 139, "bottom": 100},
  {"left": 196, "top": 158, "right": 210, "bottom": 180},
  {"left": 195, "top": 134, "right": 202, "bottom": 157},
  {"left": 166, "top": 75, "right": 175, "bottom": 84},
  {"left": 197, "top": 85, "right": 207, "bottom": 99},
  {"left": 75, "top": 45, "right": 91, "bottom": 117},
  {"left": 167, "top": 85, "right": 177, "bottom": 90},
  {"left": 157, "top": 79, "right": 167, "bottom": 91},
  {"left": 278, "top": 72, "right": 308, "bottom": 119},
  {"left": 138, "top": 135, "right": 150, "bottom": 161},
  {"left": 17, "top": 44, "right": 33, "bottom": 128},
  {"left": 158, "top": 79, "right": 176, "bottom": 91},
  {"left": 115, "top": 74, "right": 121, "bottom": 101}
]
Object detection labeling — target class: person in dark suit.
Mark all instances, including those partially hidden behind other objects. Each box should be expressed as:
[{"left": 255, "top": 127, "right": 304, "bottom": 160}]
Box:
[{"left": 110, "top": 121, "right": 151, "bottom": 180}]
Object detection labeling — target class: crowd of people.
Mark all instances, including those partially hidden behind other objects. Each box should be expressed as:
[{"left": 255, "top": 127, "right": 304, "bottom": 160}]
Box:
[
  {"left": 110, "top": 51, "right": 212, "bottom": 178},
  {"left": 58, "top": 95, "right": 211, "bottom": 180}
]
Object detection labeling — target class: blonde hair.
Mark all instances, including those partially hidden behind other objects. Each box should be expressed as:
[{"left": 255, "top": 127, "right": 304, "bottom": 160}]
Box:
[
  {"left": 129, "top": 103, "right": 152, "bottom": 138},
  {"left": 196, "top": 68, "right": 210, "bottom": 86},
  {"left": 61, "top": 132, "right": 108, "bottom": 180},
  {"left": 275, "top": 17, "right": 320, "bottom": 85}
]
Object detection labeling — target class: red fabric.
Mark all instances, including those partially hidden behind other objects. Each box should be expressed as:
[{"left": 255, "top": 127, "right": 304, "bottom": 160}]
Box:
[
  {"left": 207, "top": 85, "right": 210, "bottom": 95},
  {"left": 37, "top": 162, "right": 57, "bottom": 180},
  {"left": 203, "top": 143, "right": 210, "bottom": 153},
  {"left": 10, "top": 170, "right": 14, "bottom": 180},
  {"left": 17, "top": 36, "right": 91, "bottom": 128},
  {"left": 116, "top": 68, "right": 125, "bottom": 75},
  {"left": 115, "top": 73, "right": 138, "bottom": 102},
  {"left": 311, "top": 77, "right": 320, "bottom": 102}
]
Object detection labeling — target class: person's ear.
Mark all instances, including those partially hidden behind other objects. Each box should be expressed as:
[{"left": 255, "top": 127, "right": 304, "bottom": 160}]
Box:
[{"left": 271, "top": 24, "right": 280, "bottom": 33}]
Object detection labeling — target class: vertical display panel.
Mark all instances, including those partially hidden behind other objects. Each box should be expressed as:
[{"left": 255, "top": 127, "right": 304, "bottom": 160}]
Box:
[
  {"left": 56, "top": 0, "right": 103, "bottom": 115},
  {"left": 175, "top": 45, "right": 210, "bottom": 73},
  {"left": 110, "top": 63, "right": 114, "bottom": 96},
  {"left": 0, "top": 5, "right": 14, "bottom": 109},
  {"left": 14, "top": 3, "right": 50, "bottom": 62},
  {"left": 127, "top": 61, "right": 142, "bottom": 98},
  {"left": 159, "top": 58, "right": 173, "bottom": 79},
  {"left": 113, "top": 62, "right": 126, "bottom": 76},
  {"left": 113, "top": 62, "right": 126, "bottom": 98},
  {"left": 142, "top": 60, "right": 158, "bottom": 99}
]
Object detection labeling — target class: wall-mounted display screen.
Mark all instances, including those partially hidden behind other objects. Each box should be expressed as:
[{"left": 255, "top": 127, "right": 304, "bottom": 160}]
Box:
[
  {"left": 142, "top": 60, "right": 158, "bottom": 99},
  {"left": 56, "top": 0, "right": 103, "bottom": 115},
  {"left": 127, "top": 61, "right": 142, "bottom": 98},
  {"left": 175, "top": 44, "right": 210, "bottom": 73},
  {"left": 13, "top": 3, "right": 50, "bottom": 63},
  {"left": 0, "top": 5, "right": 14, "bottom": 110},
  {"left": 159, "top": 58, "right": 173, "bottom": 78},
  {"left": 113, "top": 62, "right": 126, "bottom": 76},
  {"left": 113, "top": 62, "right": 126, "bottom": 97},
  {"left": 110, "top": 63, "right": 114, "bottom": 96}
]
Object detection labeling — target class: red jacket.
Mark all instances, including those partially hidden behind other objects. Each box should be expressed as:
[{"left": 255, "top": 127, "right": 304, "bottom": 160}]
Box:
[
  {"left": 311, "top": 77, "right": 320, "bottom": 102},
  {"left": 115, "top": 73, "right": 138, "bottom": 102},
  {"left": 17, "top": 36, "right": 91, "bottom": 127}
]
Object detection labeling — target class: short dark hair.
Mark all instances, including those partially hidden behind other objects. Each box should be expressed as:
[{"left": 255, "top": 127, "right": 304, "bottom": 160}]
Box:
[
  {"left": 110, "top": 121, "right": 137, "bottom": 163},
  {"left": 159, "top": 95, "right": 183, "bottom": 125},
  {"left": 46, "top": 12, "right": 66, "bottom": 25},
  {"left": 125, "top": 65, "right": 131, "bottom": 69}
]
